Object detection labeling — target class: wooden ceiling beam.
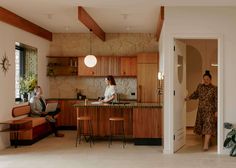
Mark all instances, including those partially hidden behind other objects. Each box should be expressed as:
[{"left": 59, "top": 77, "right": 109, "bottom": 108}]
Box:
[
  {"left": 78, "top": 6, "right": 106, "bottom": 41},
  {"left": 0, "top": 7, "right": 52, "bottom": 41},
  {"left": 156, "top": 6, "right": 164, "bottom": 41}
]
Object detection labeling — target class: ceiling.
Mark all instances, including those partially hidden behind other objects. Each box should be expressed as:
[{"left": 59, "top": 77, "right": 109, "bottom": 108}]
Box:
[{"left": 1, "top": 0, "right": 236, "bottom": 33}]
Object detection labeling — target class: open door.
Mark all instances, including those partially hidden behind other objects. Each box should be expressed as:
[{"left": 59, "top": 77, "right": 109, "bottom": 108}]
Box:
[{"left": 173, "top": 39, "right": 187, "bottom": 152}]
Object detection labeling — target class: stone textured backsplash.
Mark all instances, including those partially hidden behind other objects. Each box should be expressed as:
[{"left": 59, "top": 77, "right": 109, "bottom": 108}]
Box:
[{"left": 49, "top": 76, "right": 137, "bottom": 100}]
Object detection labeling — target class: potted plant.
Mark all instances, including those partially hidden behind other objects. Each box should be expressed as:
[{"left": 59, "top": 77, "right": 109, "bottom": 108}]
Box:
[
  {"left": 224, "top": 122, "right": 236, "bottom": 157},
  {"left": 19, "top": 73, "right": 37, "bottom": 102}
]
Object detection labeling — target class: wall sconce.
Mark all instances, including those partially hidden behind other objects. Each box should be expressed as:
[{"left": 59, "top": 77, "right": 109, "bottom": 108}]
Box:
[
  {"left": 158, "top": 72, "right": 164, "bottom": 80},
  {"left": 157, "top": 72, "right": 164, "bottom": 105},
  {"left": 84, "top": 29, "right": 97, "bottom": 68}
]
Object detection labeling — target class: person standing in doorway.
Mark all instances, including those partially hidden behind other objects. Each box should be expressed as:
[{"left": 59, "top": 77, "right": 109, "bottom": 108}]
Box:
[{"left": 185, "top": 70, "right": 217, "bottom": 151}]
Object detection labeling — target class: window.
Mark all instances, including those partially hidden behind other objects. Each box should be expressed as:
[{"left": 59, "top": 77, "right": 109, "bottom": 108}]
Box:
[{"left": 15, "top": 42, "right": 38, "bottom": 101}]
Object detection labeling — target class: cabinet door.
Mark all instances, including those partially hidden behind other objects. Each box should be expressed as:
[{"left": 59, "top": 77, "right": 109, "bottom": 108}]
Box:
[
  {"left": 137, "top": 63, "right": 158, "bottom": 102},
  {"left": 78, "top": 57, "right": 100, "bottom": 76},
  {"left": 120, "top": 57, "right": 137, "bottom": 76},
  {"left": 47, "top": 57, "right": 78, "bottom": 76},
  {"left": 133, "top": 108, "right": 161, "bottom": 138},
  {"left": 109, "top": 56, "right": 120, "bottom": 76},
  {"left": 56, "top": 100, "right": 79, "bottom": 127},
  {"left": 96, "top": 56, "right": 120, "bottom": 76}
]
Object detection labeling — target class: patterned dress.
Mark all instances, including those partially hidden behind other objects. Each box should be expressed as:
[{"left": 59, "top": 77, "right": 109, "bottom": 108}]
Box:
[{"left": 189, "top": 83, "right": 217, "bottom": 136}]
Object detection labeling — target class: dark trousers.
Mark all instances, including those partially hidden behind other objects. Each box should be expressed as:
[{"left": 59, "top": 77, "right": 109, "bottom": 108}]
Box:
[{"left": 40, "top": 108, "right": 60, "bottom": 135}]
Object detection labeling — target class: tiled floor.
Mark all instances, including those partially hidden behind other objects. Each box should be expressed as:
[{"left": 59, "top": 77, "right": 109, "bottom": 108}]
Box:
[{"left": 0, "top": 130, "right": 234, "bottom": 168}]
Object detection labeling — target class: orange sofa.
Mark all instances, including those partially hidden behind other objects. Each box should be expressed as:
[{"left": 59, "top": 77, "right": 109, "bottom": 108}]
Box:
[{"left": 10, "top": 104, "right": 58, "bottom": 145}]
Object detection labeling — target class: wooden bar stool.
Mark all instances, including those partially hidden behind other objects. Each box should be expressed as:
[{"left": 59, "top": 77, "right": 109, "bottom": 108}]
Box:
[
  {"left": 76, "top": 108, "right": 94, "bottom": 147},
  {"left": 108, "top": 116, "right": 126, "bottom": 148}
]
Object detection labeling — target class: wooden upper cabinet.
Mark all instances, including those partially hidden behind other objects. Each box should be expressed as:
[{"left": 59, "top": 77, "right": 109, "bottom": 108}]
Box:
[
  {"left": 120, "top": 56, "right": 137, "bottom": 76},
  {"left": 78, "top": 56, "right": 137, "bottom": 77},
  {"left": 99, "top": 56, "right": 120, "bottom": 76},
  {"left": 78, "top": 56, "right": 100, "bottom": 76},
  {"left": 47, "top": 56, "right": 78, "bottom": 76}
]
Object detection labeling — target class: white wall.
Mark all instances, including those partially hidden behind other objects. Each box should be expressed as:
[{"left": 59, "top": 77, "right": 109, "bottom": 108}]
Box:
[
  {"left": 0, "top": 22, "right": 50, "bottom": 149},
  {"left": 160, "top": 7, "right": 236, "bottom": 154}
]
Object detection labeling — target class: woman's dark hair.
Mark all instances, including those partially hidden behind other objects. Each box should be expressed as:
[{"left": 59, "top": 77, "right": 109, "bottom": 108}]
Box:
[
  {"left": 203, "top": 70, "right": 212, "bottom": 79},
  {"left": 106, "top": 75, "right": 116, "bottom": 85}
]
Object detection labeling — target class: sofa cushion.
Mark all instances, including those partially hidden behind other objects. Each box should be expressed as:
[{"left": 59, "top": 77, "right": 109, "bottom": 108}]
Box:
[
  {"left": 23, "top": 117, "right": 47, "bottom": 127},
  {"left": 12, "top": 105, "right": 30, "bottom": 117}
]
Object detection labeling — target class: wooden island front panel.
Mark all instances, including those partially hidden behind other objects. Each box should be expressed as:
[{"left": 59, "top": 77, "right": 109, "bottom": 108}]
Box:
[{"left": 48, "top": 99, "right": 162, "bottom": 145}]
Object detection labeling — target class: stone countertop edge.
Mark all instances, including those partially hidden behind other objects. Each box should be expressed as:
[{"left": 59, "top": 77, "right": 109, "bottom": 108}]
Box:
[
  {"left": 73, "top": 102, "right": 162, "bottom": 108},
  {"left": 46, "top": 98, "right": 138, "bottom": 101},
  {"left": 46, "top": 98, "right": 78, "bottom": 100}
]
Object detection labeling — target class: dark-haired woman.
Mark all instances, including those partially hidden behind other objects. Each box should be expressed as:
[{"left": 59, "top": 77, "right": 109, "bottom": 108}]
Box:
[
  {"left": 100, "top": 75, "right": 117, "bottom": 103},
  {"left": 185, "top": 70, "right": 217, "bottom": 151}
]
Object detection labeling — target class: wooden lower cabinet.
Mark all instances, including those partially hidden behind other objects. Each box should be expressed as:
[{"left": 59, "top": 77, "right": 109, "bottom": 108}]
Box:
[
  {"left": 56, "top": 100, "right": 79, "bottom": 128},
  {"left": 133, "top": 108, "right": 162, "bottom": 138},
  {"left": 76, "top": 107, "right": 133, "bottom": 136}
]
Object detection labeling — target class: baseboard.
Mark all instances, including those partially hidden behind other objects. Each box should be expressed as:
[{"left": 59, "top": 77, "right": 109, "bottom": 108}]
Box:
[
  {"left": 58, "top": 126, "right": 76, "bottom": 130},
  {"left": 134, "top": 138, "right": 162, "bottom": 146}
]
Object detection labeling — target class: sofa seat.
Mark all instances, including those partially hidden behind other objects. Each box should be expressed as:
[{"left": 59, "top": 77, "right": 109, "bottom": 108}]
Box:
[{"left": 10, "top": 104, "right": 60, "bottom": 145}]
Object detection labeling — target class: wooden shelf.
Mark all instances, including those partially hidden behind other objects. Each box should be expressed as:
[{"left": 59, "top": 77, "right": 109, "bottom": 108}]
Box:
[{"left": 47, "top": 56, "right": 78, "bottom": 76}]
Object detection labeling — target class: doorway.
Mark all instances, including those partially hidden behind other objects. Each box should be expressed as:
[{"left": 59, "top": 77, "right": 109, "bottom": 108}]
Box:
[{"left": 174, "top": 39, "right": 218, "bottom": 153}]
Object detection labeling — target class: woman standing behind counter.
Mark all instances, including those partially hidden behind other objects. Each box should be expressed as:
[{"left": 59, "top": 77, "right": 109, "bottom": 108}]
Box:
[{"left": 99, "top": 75, "right": 117, "bottom": 103}]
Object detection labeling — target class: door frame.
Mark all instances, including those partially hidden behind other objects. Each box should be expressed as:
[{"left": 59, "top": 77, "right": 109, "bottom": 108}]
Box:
[{"left": 163, "top": 33, "right": 223, "bottom": 154}]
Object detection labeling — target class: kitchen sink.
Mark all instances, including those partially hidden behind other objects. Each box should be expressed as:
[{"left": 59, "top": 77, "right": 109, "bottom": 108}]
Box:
[{"left": 110, "top": 102, "right": 130, "bottom": 105}]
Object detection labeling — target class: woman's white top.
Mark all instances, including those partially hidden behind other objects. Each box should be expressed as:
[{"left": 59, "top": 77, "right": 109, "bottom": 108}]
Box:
[{"left": 104, "top": 85, "right": 116, "bottom": 102}]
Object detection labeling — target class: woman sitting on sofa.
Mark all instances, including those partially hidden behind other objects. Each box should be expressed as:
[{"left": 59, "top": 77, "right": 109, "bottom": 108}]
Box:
[{"left": 29, "top": 86, "right": 64, "bottom": 137}]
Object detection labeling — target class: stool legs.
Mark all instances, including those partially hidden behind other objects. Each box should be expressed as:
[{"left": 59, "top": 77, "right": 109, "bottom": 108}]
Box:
[
  {"left": 109, "top": 120, "right": 113, "bottom": 148},
  {"left": 76, "top": 119, "right": 94, "bottom": 147},
  {"left": 109, "top": 119, "right": 126, "bottom": 148},
  {"left": 122, "top": 121, "right": 126, "bottom": 148},
  {"left": 76, "top": 120, "right": 79, "bottom": 147},
  {"left": 88, "top": 120, "right": 94, "bottom": 147}
]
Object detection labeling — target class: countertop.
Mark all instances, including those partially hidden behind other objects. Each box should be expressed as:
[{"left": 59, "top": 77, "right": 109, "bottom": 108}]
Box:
[
  {"left": 46, "top": 98, "right": 138, "bottom": 102},
  {"left": 73, "top": 101, "right": 162, "bottom": 108}
]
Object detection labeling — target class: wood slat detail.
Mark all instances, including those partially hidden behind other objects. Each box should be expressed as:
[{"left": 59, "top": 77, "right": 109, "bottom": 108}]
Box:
[
  {"left": 0, "top": 7, "right": 52, "bottom": 41},
  {"left": 78, "top": 6, "right": 105, "bottom": 41},
  {"left": 133, "top": 108, "right": 162, "bottom": 138},
  {"left": 156, "top": 6, "right": 164, "bottom": 41}
]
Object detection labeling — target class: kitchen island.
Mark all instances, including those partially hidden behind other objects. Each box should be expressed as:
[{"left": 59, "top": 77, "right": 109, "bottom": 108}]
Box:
[
  {"left": 47, "top": 98, "right": 162, "bottom": 145},
  {"left": 73, "top": 101, "right": 162, "bottom": 145}
]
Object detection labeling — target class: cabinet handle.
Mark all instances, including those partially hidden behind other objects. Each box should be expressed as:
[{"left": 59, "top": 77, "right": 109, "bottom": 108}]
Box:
[
  {"left": 92, "top": 71, "right": 94, "bottom": 75},
  {"left": 138, "top": 85, "right": 142, "bottom": 102}
]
